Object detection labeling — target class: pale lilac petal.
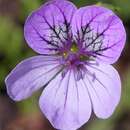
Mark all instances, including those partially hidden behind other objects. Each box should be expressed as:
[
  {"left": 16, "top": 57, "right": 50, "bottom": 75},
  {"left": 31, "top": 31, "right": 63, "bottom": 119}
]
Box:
[
  {"left": 24, "top": 0, "right": 77, "bottom": 54},
  {"left": 83, "top": 62, "right": 121, "bottom": 118},
  {"left": 72, "top": 5, "right": 126, "bottom": 64},
  {"left": 5, "top": 55, "right": 62, "bottom": 101},
  {"left": 39, "top": 70, "right": 91, "bottom": 130}
]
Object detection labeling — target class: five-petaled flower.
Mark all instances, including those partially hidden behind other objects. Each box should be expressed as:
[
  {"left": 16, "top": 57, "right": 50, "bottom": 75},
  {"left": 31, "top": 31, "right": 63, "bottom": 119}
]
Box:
[{"left": 5, "top": 0, "right": 126, "bottom": 130}]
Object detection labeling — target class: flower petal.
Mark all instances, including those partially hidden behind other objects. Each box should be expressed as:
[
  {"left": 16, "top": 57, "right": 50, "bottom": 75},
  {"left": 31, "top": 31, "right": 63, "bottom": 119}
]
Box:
[
  {"left": 72, "top": 5, "right": 126, "bottom": 64},
  {"left": 24, "top": 0, "right": 77, "bottom": 54},
  {"left": 5, "top": 55, "right": 62, "bottom": 101},
  {"left": 83, "top": 62, "right": 121, "bottom": 118},
  {"left": 39, "top": 70, "right": 92, "bottom": 130}
]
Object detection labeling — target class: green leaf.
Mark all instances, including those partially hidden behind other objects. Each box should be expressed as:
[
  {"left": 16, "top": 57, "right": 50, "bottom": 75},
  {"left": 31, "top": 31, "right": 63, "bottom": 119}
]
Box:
[{"left": 96, "top": 2, "right": 120, "bottom": 13}]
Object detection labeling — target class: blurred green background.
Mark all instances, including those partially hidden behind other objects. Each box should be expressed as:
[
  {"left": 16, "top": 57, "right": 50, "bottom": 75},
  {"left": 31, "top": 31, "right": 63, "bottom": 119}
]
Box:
[{"left": 0, "top": 0, "right": 130, "bottom": 130}]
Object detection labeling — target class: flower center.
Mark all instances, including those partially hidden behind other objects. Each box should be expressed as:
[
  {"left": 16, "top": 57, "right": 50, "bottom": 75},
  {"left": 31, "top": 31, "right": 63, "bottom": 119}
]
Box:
[
  {"left": 62, "top": 43, "right": 79, "bottom": 59},
  {"left": 61, "top": 43, "right": 90, "bottom": 68},
  {"left": 63, "top": 43, "right": 90, "bottom": 62},
  {"left": 61, "top": 44, "right": 91, "bottom": 80}
]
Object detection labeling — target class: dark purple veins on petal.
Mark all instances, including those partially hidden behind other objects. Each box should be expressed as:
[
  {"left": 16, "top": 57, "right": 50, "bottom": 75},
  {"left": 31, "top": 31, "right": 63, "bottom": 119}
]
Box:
[
  {"left": 76, "top": 25, "right": 104, "bottom": 55},
  {"left": 30, "top": 13, "right": 72, "bottom": 53},
  {"left": 72, "top": 6, "right": 126, "bottom": 64},
  {"left": 24, "top": 0, "right": 77, "bottom": 54}
]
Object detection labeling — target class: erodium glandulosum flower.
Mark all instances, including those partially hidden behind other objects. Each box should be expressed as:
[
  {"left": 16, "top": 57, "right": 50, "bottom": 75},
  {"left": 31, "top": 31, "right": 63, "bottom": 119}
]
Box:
[{"left": 5, "top": 0, "right": 126, "bottom": 130}]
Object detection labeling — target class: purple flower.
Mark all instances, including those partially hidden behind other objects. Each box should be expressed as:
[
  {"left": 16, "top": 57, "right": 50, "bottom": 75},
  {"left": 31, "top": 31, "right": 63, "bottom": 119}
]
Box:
[{"left": 5, "top": 0, "right": 126, "bottom": 130}]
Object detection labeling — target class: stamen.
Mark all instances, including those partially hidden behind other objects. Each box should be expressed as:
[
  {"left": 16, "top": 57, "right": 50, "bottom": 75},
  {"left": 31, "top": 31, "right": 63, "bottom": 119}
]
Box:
[
  {"left": 70, "top": 43, "right": 78, "bottom": 53},
  {"left": 63, "top": 52, "right": 67, "bottom": 56},
  {"left": 80, "top": 55, "right": 90, "bottom": 61},
  {"left": 63, "top": 52, "right": 68, "bottom": 58}
]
